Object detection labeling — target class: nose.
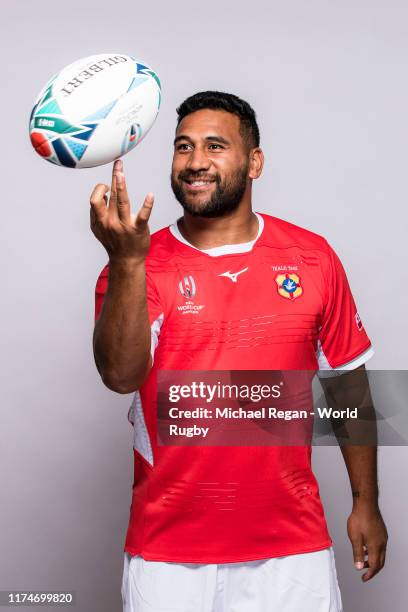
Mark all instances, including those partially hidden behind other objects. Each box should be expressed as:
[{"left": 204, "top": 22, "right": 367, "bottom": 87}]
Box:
[{"left": 185, "top": 146, "right": 211, "bottom": 172}]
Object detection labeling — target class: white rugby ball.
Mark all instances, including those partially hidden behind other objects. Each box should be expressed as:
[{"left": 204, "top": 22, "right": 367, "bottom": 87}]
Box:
[{"left": 29, "top": 53, "right": 161, "bottom": 168}]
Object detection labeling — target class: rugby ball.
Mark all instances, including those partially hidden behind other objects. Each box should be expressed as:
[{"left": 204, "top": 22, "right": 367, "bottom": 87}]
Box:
[{"left": 29, "top": 54, "right": 161, "bottom": 168}]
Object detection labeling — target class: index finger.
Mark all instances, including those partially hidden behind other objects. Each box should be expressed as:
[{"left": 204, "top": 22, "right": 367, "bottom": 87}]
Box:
[
  {"left": 109, "top": 159, "right": 121, "bottom": 203},
  {"left": 112, "top": 159, "right": 131, "bottom": 222}
]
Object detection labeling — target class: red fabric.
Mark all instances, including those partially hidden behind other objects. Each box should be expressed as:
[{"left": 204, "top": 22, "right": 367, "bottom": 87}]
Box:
[
  {"left": 318, "top": 246, "right": 371, "bottom": 367},
  {"left": 94, "top": 213, "right": 372, "bottom": 562},
  {"left": 94, "top": 264, "right": 108, "bottom": 322},
  {"left": 94, "top": 265, "right": 163, "bottom": 326}
]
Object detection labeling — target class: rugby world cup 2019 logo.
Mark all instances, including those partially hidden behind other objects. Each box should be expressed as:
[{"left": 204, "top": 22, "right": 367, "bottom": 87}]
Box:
[
  {"left": 179, "top": 276, "right": 196, "bottom": 299},
  {"left": 121, "top": 123, "right": 142, "bottom": 155},
  {"left": 275, "top": 273, "right": 303, "bottom": 300},
  {"left": 177, "top": 275, "right": 204, "bottom": 314}
]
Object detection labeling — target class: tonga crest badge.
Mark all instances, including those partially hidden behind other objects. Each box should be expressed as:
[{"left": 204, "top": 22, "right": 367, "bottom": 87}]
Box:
[{"left": 275, "top": 273, "right": 303, "bottom": 300}]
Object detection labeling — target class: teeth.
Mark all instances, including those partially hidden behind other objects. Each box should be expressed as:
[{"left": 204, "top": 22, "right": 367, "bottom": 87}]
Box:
[{"left": 191, "top": 181, "right": 209, "bottom": 186}]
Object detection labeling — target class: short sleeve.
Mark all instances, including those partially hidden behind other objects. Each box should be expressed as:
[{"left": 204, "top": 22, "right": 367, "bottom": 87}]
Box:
[
  {"left": 145, "top": 272, "right": 165, "bottom": 360},
  {"left": 94, "top": 264, "right": 164, "bottom": 363},
  {"left": 317, "top": 244, "right": 374, "bottom": 376},
  {"left": 95, "top": 264, "right": 109, "bottom": 322}
]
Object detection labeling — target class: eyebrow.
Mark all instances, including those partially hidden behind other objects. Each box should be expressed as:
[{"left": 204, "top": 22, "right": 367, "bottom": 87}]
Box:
[{"left": 173, "top": 134, "right": 230, "bottom": 146}]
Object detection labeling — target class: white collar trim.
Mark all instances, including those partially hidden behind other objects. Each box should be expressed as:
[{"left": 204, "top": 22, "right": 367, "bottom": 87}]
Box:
[{"left": 169, "top": 212, "right": 264, "bottom": 257}]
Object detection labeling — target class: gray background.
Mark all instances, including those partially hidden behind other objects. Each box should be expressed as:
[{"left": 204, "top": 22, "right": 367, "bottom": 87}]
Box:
[{"left": 1, "top": 0, "right": 407, "bottom": 609}]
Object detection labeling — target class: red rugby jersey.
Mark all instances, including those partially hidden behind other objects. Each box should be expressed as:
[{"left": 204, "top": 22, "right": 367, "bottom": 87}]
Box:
[{"left": 94, "top": 212, "right": 373, "bottom": 563}]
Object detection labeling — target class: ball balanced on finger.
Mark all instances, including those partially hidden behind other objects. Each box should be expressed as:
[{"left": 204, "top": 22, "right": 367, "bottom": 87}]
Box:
[{"left": 29, "top": 53, "right": 161, "bottom": 168}]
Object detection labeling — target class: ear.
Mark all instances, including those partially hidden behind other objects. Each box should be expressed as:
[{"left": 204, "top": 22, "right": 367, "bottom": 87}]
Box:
[{"left": 248, "top": 148, "right": 264, "bottom": 179}]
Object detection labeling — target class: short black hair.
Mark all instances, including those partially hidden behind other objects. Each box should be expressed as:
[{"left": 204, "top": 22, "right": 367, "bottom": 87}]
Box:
[{"left": 176, "top": 91, "right": 260, "bottom": 149}]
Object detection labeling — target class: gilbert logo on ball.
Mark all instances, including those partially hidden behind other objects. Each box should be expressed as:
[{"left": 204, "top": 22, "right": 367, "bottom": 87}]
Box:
[{"left": 29, "top": 54, "right": 161, "bottom": 168}]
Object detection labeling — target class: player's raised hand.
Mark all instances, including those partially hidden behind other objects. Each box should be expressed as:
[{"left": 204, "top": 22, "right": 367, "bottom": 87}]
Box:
[{"left": 90, "top": 159, "right": 154, "bottom": 263}]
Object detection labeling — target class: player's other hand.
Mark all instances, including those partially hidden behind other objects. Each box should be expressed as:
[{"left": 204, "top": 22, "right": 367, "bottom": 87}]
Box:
[
  {"left": 347, "top": 505, "right": 388, "bottom": 582},
  {"left": 90, "top": 159, "right": 154, "bottom": 264}
]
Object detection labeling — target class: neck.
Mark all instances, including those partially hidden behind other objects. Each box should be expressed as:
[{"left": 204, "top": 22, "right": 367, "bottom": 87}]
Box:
[{"left": 177, "top": 202, "right": 259, "bottom": 250}]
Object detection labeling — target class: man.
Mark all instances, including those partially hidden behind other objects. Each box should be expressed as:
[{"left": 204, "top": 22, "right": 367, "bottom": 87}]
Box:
[{"left": 90, "top": 92, "right": 388, "bottom": 612}]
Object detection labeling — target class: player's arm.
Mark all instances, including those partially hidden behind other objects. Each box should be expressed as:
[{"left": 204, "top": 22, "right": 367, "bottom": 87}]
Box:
[
  {"left": 90, "top": 159, "right": 154, "bottom": 394},
  {"left": 320, "top": 365, "right": 388, "bottom": 582}
]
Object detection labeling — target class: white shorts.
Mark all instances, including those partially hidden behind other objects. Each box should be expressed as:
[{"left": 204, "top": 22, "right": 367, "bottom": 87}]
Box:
[{"left": 121, "top": 547, "right": 343, "bottom": 612}]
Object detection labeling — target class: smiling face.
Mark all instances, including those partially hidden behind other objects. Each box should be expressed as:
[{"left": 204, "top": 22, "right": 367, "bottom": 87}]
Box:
[{"left": 171, "top": 109, "right": 253, "bottom": 218}]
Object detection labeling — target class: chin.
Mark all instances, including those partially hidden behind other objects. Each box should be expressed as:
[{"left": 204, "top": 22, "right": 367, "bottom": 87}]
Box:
[
  {"left": 183, "top": 205, "right": 212, "bottom": 216},
  {"left": 182, "top": 195, "right": 211, "bottom": 210}
]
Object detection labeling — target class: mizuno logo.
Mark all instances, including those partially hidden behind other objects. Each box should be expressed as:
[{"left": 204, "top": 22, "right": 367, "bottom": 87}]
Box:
[{"left": 218, "top": 267, "right": 249, "bottom": 283}]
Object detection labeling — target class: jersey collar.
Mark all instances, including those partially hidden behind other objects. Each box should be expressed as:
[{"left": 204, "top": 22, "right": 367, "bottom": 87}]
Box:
[{"left": 168, "top": 212, "right": 265, "bottom": 257}]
